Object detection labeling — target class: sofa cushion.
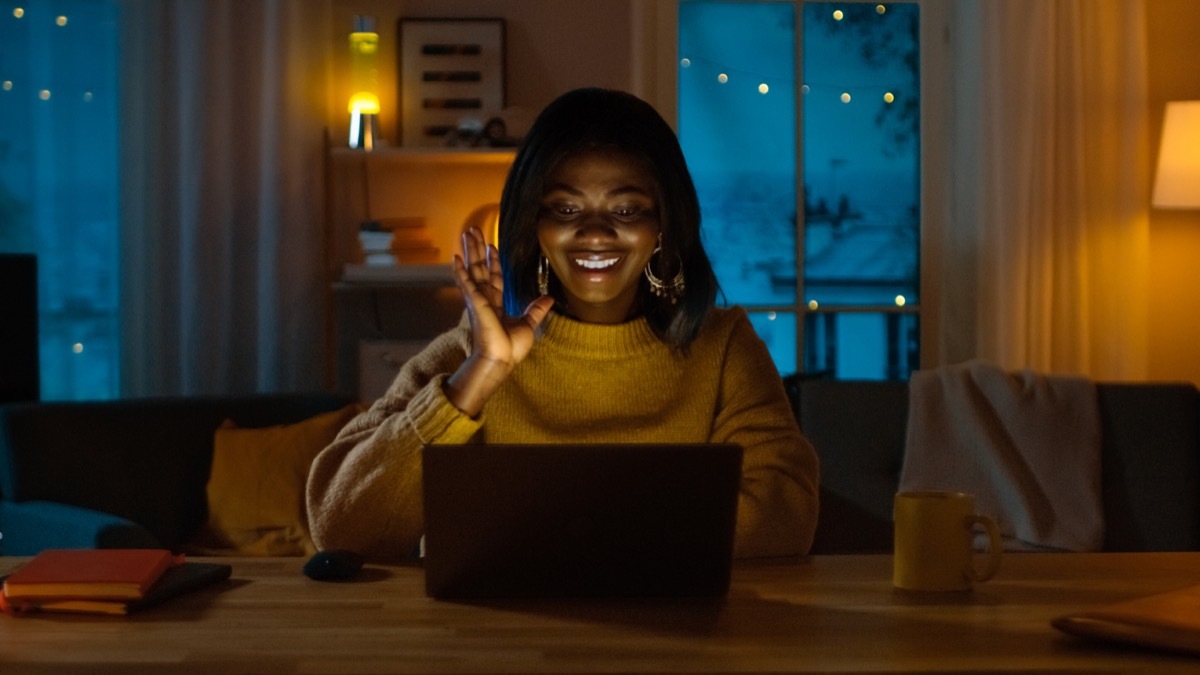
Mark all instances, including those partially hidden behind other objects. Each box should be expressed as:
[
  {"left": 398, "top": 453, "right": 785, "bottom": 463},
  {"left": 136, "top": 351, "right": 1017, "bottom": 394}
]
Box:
[
  {"left": 0, "top": 393, "right": 356, "bottom": 549},
  {"left": 190, "top": 403, "right": 360, "bottom": 556},
  {"left": 795, "top": 380, "right": 908, "bottom": 554},
  {"left": 1097, "top": 383, "right": 1200, "bottom": 551}
]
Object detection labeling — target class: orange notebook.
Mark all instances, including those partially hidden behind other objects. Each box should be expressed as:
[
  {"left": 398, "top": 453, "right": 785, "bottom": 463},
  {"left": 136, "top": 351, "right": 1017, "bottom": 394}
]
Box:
[
  {"left": 2, "top": 549, "right": 181, "bottom": 601},
  {"left": 1053, "top": 583, "right": 1200, "bottom": 655},
  {"left": 1, "top": 561, "right": 231, "bottom": 616}
]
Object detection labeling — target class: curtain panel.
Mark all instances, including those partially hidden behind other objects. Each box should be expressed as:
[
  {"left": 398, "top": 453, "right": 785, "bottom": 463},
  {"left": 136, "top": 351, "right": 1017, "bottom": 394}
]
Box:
[
  {"left": 935, "top": 0, "right": 1150, "bottom": 380},
  {"left": 118, "top": 0, "right": 334, "bottom": 396}
]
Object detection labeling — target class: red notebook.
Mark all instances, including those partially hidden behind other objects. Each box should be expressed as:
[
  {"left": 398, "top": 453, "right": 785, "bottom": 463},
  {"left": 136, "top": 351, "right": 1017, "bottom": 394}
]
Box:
[{"left": 2, "top": 549, "right": 181, "bottom": 601}]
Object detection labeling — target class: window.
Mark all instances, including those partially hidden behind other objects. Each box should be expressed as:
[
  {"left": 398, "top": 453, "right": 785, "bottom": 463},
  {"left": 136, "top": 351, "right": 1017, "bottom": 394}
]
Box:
[
  {"left": 679, "top": 1, "right": 920, "bottom": 380},
  {"left": 0, "top": 1, "right": 120, "bottom": 400}
]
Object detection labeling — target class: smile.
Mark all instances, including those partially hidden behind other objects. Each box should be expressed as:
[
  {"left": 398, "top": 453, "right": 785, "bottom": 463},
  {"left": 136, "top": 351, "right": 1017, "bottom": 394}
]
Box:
[{"left": 574, "top": 257, "right": 619, "bottom": 270}]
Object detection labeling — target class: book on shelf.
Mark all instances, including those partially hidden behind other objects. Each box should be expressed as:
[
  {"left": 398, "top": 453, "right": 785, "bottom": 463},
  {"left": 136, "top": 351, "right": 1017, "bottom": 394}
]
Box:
[
  {"left": 1, "top": 561, "right": 233, "bottom": 616},
  {"left": 342, "top": 263, "right": 455, "bottom": 284},
  {"left": 2, "top": 548, "right": 181, "bottom": 601}
]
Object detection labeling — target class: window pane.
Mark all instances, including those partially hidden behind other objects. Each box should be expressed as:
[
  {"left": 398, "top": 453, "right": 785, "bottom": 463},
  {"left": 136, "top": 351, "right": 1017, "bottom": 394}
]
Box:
[
  {"left": 0, "top": 1, "right": 120, "bottom": 399},
  {"left": 678, "top": 1, "right": 797, "bottom": 309},
  {"left": 804, "top": 311, "right": 918, "bottom": 380},
  {"left": 747, "top": 310, "right": 797, "bottom": 376},
  {"left": 802, "top": 2, "right": 919, "bottom": 307}
]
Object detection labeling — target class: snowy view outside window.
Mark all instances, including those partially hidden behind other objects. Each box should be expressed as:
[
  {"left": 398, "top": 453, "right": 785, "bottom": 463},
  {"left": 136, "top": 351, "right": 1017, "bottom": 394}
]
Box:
[
  {"left": 679, "top": 1, "right": 919, "bottom": 379},
  {"left": 0, "top": 1, "right": 120, "bottom": 399}
]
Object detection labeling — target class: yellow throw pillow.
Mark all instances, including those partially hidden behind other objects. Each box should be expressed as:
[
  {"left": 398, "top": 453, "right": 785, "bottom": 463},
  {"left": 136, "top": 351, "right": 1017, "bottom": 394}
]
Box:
[{"left": 193, "top": 404, "right": 361, "bottom": 557}]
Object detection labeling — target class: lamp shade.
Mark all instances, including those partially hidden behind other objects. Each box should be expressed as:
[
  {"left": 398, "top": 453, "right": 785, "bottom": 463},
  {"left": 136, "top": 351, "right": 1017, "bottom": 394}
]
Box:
[{"left": 1152, "top": 101, "right": 1200, "bottom": 209}]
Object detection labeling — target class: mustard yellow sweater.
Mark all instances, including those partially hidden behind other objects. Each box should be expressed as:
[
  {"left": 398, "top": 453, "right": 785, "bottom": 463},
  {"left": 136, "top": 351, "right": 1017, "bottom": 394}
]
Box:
[{"left": 307, "top": 307, "right": 819, "bottom": 561}]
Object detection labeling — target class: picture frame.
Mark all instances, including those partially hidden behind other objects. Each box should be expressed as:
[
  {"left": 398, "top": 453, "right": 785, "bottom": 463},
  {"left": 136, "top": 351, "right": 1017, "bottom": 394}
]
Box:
[{"left": 398, "top": 18, "right": 506, "bottom": 148}]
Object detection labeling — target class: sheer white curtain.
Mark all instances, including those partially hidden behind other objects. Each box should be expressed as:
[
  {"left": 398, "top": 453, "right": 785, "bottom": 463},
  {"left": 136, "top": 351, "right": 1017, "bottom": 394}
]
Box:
[
  {"left": 933, "top": 0, "right": 1151, "bottom": 379},
  {"left": 118, "top": 0, "right": 334, "bottom": 395}
]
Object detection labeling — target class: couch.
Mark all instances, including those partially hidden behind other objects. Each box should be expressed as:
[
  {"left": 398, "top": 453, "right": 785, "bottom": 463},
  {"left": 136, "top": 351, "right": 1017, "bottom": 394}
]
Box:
[
  {"left": 0, "top": 393, "right": 356, "bottom": 556},
  {"left": 788, "top": 378, "right": 1200, "bottom": 554},
  {"left": 3, "top": 381, "right": 1197, "bottom": 558}
]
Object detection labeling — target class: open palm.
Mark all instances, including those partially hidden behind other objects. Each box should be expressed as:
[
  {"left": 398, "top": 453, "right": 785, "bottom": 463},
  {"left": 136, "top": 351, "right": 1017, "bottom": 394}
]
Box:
[{"left": 453, "top": 227, "right": 554, "bottom": 370}]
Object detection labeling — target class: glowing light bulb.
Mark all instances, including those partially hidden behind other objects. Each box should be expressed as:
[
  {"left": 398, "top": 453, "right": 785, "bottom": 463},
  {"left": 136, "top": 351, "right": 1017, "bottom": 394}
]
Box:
[
  {"left": 840, "top": 92, "right": 851, "bottom": 103},
  {"left": 877, "top": 4, "right": 887, "bottom": 14},
  {"left": 895, "top": 295, "right": 907, "bottom": 307},
  {"left": 717, "top": 73, "right": 728, "bottom": 84},
  {"left": 758, "top": 83, "right": 769, "bottom": 94},
  {"left": 56, "top": 15, "right": 67, "bottom": 26},
  {"left": 38, "top": 89, "right": 50, "bottom": 101},
  {"left": 833, "top": 10, "right": 844, "bottom": 21},
  {"left": 13, "top": 8, "right": 24, "bottom": 18},
  {"left": 808, "top": 300, "right": 819, "bottom": 310},
  {"left": 884, "top": 92, "right": 895, "bottom": 103}
]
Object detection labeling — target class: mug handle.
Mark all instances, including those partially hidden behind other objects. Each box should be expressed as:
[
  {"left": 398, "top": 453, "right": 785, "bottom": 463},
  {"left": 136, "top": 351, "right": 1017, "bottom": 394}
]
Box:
[{"left": 965, "top": 514, "right": 1003, "bottom": 582}]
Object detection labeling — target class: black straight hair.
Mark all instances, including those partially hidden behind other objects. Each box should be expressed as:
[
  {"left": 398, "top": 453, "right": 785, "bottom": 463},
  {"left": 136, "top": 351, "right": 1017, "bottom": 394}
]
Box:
[{"left": 498, "top": 87, "right": 719, "bottom": 352}]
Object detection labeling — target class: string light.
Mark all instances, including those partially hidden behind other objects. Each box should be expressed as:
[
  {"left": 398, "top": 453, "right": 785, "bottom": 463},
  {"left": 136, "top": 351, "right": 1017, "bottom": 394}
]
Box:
[{"left": 679, "top": 8, "right": 908, "bottom": 102}]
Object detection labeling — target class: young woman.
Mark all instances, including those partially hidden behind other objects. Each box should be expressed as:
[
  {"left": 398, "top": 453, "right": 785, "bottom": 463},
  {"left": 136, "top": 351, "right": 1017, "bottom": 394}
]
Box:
[{"left": 307, "top": 88, "right": 819, "bottom": 561}]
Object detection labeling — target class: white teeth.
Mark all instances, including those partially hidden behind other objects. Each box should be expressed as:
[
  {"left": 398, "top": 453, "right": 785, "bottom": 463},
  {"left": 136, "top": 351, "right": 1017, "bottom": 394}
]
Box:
[{"left": 575, "top": 258, "right": 618, "bottom": 270}]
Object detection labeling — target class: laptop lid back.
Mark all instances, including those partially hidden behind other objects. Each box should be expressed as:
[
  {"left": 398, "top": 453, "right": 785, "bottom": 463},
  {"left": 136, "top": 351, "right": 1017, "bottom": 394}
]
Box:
[{"left": 422, "top": 443, "right": 742, "bottom": 599}]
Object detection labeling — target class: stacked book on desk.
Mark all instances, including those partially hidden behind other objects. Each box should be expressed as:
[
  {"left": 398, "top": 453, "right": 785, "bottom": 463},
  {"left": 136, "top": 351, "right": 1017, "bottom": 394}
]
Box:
[{"left": 0, "top": 548, "right": 231, "bottom": 616}]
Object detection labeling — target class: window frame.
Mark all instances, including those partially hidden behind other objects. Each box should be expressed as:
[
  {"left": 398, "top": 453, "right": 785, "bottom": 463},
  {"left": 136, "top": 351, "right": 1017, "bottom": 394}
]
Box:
[{"left": 635, "top": 0, "right": 949, "bottom": 377}]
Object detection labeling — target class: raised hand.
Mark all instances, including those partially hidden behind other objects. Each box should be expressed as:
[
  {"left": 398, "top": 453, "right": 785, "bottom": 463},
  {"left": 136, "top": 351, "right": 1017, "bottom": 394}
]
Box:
[{"left": 444, "top": 227, "right": 554, "bottom": 417}]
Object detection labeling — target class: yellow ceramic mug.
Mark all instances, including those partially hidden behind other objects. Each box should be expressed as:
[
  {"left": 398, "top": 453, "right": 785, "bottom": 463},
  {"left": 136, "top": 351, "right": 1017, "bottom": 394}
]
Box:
[{"left": 893, "top": 490, "right": 1003, "bottom": 592}]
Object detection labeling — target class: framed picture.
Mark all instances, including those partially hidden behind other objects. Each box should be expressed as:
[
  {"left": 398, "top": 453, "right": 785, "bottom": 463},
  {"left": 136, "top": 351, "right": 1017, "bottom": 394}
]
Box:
[{"left": 398, "top": 18, "right": 506, "bottom": 148}]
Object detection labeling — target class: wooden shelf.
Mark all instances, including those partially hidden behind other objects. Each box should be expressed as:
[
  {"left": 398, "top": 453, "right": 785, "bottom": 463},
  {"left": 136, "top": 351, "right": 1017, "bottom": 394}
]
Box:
[
  {"left": 323, "top": 138, "right": 514, "bottom": 396},
  {"left": 329, "top": 146, "right": 517, "bottom": 165}
]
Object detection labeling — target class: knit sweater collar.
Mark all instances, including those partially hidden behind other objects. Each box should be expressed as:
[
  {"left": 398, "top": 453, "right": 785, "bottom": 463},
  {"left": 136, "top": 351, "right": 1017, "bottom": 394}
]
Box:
[{"left": 539, "top": 311, "right": 663, "bottom": 358}]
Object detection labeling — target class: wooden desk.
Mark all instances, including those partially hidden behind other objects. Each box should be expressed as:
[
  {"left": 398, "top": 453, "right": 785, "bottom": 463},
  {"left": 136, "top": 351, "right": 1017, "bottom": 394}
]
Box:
[{"left": 2, "top": 553, "right": 1199, "bottom": 673}]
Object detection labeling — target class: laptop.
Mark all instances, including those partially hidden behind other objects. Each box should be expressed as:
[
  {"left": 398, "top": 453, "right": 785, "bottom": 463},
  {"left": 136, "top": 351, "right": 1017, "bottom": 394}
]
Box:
[
  {"left": 1052, "top": 583, "right": 1200, "bottom": 655},
  {"left": 421, "top": 442, "right": 743, "bottom": 600}
]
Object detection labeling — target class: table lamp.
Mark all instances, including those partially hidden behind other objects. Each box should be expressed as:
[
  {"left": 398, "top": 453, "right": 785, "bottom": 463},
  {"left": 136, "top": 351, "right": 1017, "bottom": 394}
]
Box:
[
  {"left": 1152, "top": 101, "right": 1200, "bottom": 209},
  {"left": 348, "top": 15, "right": 380, "bottom": 150}
]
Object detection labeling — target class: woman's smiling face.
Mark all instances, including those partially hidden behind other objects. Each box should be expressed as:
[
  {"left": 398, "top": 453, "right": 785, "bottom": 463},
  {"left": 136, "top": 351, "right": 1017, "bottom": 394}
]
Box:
[{"left": 536, "top": 149, "right": 661, "bottom": 324}]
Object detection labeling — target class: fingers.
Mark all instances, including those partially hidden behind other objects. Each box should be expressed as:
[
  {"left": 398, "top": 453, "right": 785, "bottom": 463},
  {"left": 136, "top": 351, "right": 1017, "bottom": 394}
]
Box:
[
  {"left": 460, "top": 228, "right": 505, "bottom": 307},
  {"left": 484, "top": 243, "right": 504, "bottom": 308},
  {"left": 521, "top": 295, "right": 556, "bottom": 331},
  {"left": 461, "top": 228, "right": 490, "bottom": 287}
]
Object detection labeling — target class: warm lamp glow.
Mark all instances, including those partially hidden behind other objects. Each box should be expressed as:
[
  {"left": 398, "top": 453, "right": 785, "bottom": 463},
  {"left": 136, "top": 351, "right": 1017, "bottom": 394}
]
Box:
[
  {"left": 1152, "top": 101, "right": 1200, "bottom": 209},
  {"left": 348, "top": 17, "right": 380, "bottom": 150},
  {"left": 348, "top": 92, "right": 380, "bottom": 115},
  {"left": 461, "top": 203, "right": 502, "bottom": 250}
]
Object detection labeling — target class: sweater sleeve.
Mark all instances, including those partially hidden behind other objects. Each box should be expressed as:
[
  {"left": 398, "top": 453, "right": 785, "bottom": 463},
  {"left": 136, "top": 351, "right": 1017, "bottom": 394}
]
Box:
[
  {"left": 711, "top": 310, "right": 820, "bottom": 559},
  {"left": 306, "top": 322, "right": 483, "bottom": 562}
]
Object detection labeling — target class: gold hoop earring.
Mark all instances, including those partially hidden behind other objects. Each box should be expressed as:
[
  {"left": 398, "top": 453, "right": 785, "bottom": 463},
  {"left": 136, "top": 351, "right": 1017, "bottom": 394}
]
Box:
[
  {"left": 644, "top": 238, "right": 685, "bottom": 304},
  {"left": 537, "top": 255, "right": 550, "bottom": 296}
]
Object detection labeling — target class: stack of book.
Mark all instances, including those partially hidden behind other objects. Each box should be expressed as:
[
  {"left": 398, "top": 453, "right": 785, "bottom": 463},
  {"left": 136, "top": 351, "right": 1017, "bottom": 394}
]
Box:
[
  {"left": 358, "top": 216, "right": 441, "bottom": 266},
  {"left": 0, "top": 548, "right": 231, "bottom": 616}
]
